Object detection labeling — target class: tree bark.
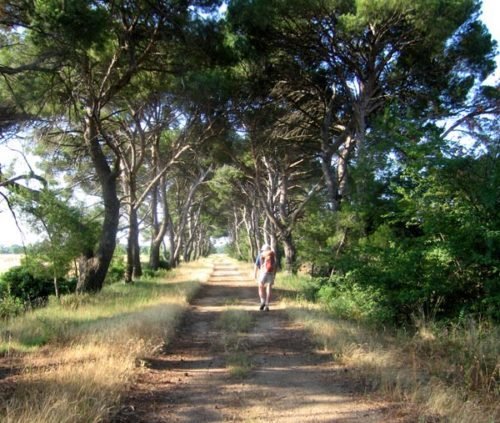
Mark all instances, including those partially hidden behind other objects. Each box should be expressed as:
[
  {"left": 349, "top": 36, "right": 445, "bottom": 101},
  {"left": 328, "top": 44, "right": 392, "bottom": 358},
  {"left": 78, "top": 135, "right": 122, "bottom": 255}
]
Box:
[
  {"left": 149, "top": 182, "right": 161, "bottom": 270},
  {"left": 76, "top": 111, "right": 120, "bottom": 293},
  {"left": 282, "top": 232, "right": 296, "bottom": 274},
  {"left": 126, "top": 205, "right": 142, "bottom": 282}
]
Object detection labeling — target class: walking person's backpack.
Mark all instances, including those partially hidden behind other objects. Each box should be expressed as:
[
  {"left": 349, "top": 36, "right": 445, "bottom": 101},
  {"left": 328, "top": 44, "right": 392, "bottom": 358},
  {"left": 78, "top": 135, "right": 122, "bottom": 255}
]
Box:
[{"left": 261, "top": 250, "right": 276, "bottom": 273}]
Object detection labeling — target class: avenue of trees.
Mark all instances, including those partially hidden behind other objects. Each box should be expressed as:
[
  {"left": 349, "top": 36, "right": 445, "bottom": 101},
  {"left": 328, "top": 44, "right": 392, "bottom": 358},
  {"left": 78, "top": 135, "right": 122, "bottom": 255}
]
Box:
[{"left": 0, "top": 0, "right": 498, "bottom": 323}]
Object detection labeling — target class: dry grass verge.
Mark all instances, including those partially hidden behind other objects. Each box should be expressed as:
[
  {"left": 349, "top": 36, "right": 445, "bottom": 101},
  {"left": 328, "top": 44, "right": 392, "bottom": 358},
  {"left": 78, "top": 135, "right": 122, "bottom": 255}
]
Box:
[
  {"left": 279, "top": 282, "right": 499, "bottom": 423},
  {"left": 0, "top": 257, "right": 215, "bottom": 423}
]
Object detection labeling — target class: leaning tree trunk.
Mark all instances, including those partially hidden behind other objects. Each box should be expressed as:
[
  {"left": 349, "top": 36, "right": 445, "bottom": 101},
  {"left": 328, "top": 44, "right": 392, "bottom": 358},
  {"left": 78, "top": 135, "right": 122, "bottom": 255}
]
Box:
[
  {"left": 243, "top": 206, "right": 258, "bottom": 262},
  {"left": 77, "top": 112, "right": 120, "bottom": 293}
]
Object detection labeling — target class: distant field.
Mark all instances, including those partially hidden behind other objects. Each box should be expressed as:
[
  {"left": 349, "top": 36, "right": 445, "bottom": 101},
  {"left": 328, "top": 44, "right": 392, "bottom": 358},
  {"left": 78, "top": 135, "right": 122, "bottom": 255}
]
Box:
[{"left": 0, "top": 254, "right": 23, "bottom": 274}]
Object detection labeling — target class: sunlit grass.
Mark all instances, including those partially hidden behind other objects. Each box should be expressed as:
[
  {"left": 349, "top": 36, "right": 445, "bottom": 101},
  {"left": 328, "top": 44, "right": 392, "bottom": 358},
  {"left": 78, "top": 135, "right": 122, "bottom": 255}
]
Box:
[
  {"left": 277, "top": 273, "right": 500, "bottom": 423},
  {"left": 0, "top": 256, "right": 215, "bottom": 423}
]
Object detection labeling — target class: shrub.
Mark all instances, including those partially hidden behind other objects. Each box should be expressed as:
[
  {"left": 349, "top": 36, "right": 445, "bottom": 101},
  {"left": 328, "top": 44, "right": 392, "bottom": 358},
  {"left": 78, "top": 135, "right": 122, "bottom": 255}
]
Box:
[
  {"left": 0, "top": 292, "right": 24, "bottom": 319},
  {"left": 0, "top": 264, "right": 77, "bottom": 307},
  {"left": 317, "top": 276, "right": 394, "bottom": 324},
  {"left": 58, "top": 277, "right": 78, "bottom": 295},
  {"left": 0, "top": 265, "right": 53, "bottom": 304}
]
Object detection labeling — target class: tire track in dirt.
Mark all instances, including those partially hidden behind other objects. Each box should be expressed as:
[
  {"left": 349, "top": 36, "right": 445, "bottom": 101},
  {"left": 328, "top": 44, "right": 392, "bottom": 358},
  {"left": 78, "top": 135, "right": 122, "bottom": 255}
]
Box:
[{"left": 110, "top": 257, "right": 394, "bottom": 422}]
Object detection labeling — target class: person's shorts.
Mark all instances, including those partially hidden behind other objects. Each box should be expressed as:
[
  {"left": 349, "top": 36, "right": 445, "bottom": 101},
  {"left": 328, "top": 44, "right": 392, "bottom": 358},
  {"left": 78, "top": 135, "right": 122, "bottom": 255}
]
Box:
[{"left": 258, "top": 271, "right": 275, "bottom": 285}]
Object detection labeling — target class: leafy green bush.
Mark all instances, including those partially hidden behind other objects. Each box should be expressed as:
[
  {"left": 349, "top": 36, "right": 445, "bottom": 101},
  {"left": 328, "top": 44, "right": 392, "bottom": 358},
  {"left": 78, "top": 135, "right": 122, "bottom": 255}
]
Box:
[
  {"left": 317, "top": 275, "right": 394, "bottom": 324},
  {"left": 0, "top": 265, "right": 76, "bottom": 309},
  {"left": 0, "top": 265, "right": 53, "bottom": 304},
  {"left": 0, "top": 292, "right": 24, "bottom": 319}
]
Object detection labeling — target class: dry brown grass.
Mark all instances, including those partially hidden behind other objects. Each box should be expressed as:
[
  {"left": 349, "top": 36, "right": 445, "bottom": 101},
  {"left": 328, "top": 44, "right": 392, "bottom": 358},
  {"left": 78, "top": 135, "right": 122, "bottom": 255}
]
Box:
[
  {"left": 282, "top": 298, "right": 499, "bottom": 423},
  {"left": 0, "top": 256, "right": 216, "bottom": 423}
]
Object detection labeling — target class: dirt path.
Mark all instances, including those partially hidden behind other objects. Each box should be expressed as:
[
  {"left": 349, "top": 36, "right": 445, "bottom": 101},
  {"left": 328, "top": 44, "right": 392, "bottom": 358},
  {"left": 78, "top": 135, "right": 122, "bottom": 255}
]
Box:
[{"left": 110, "top": 258, "right": 395, "bottom": 422}]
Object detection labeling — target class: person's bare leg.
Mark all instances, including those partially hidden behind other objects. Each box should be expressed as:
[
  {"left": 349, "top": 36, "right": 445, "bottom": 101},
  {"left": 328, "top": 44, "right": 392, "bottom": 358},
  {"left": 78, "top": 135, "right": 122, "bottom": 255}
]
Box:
[
  {"left": 264, "top": 284, "right": 272, "bottom": 310},
  {"left": 258, "top": 283, "right": 266, "bottom": 309}
]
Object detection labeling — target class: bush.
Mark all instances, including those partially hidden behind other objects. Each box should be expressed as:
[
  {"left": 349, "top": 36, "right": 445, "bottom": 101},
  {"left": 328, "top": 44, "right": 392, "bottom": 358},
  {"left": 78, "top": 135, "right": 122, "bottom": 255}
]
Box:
[
  {"left": 317, "top": 276, "right": 394, "bottom": 324},
  {"left": 0, "top": 264, "right": 77, "bottom": 307},
  {"left": 0, "top": 292, "right": 24, "bottom": 319},
  {"left": 58, "top": 277, "right": 78, "bottom": 295},
  {"left": 0, "top": 265, "right": 54, "bottom": 304}
]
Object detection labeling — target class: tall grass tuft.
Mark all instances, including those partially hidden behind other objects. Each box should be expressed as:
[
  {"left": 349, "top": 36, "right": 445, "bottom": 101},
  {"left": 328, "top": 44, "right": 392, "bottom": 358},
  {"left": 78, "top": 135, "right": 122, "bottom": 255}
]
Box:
[
  {"left": 216, "top": 308, "right": 253, "bottom": 378},
  {"left": 0, "top": 257, "right": 214, "bottom": 423}
]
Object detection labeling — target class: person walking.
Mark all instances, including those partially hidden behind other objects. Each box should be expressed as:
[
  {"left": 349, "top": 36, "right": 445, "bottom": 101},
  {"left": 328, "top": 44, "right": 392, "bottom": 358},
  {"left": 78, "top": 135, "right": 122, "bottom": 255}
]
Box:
[{"left": 254, "top": 244, "right": 276, "bottom": 311}]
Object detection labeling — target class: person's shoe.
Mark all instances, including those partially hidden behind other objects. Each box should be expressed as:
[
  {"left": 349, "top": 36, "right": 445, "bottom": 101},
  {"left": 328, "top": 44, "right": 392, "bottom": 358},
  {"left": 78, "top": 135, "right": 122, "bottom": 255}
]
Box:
[
  {"left": 259, "top": 303, "right": 265, "bottom": 311},
  {"left": 264, "top": 305, "right": 270, "bottom": 311}
]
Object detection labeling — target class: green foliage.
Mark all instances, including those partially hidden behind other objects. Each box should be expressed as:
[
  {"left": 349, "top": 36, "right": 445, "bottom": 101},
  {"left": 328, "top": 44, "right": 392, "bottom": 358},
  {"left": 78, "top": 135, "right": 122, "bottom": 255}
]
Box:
[
  {"left": 9, "top": 188, "right": 98, "bottom": 287},
  {"left": 0, "top": 264, "right": 75, "bottom": 306},
  {"left": 29, "top": 0, "right": 110, "bottom": 51},
  {"left": 208, "top": 165, "right": 245, "bottom": 202},
  {"left": 296, "top": 204, "right": 366, "bottom": 275},
  {"left": 279, "top": 272, "right": 393, "bottom": 323},
  {"left": 0, "top": 265, "right": 51, "bottom": 304},
  {"left": 104, "top": 254, "right": 126, "bottom": 285},
  {"left": 0, "top": 291, "right": 24, "bottom": 320},
  {"left": 293, "top": 121, "right": 499, "bottom": 323},
  {"left": 316, "top": 276, "right": 394, "bottom": 324}
]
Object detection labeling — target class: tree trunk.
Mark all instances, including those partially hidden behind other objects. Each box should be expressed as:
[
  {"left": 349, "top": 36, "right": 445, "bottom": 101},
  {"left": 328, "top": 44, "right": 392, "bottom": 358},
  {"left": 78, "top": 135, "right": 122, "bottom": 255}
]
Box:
[
  {"left": 126, "top": 205, "right": 142, "bottom": 282},
  {"left": 243, "top": 206, "right": 258, "bottom": 262},
  {"left": 53, "top": 274, "right": 59, "bottom": 299},
  {"left": 320, "top": 150, "right": 341, "bottom": 211},
  {"left": 168, "top": 218, "right": 177, "bottom": 268},
  {"left": 150, "top": 175, "right": 170, "bottom": 269},
  {"left": 149, "top": 183, "right": 161, "bottom": 269},
  {"left": 149, "top": 242, "right": 161, "bottom": 270},
  {"left": 337, "top": 134, "right": 355, "bottom": 200},
  {"left": 282, "top": 232, "right": 296, "bottom": 274},
  {"left": 77, "top": 111, "right": 120, "bottom": 293},
  {"left": 232, "top": 208, "right": 243, "bottom": 259}
]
